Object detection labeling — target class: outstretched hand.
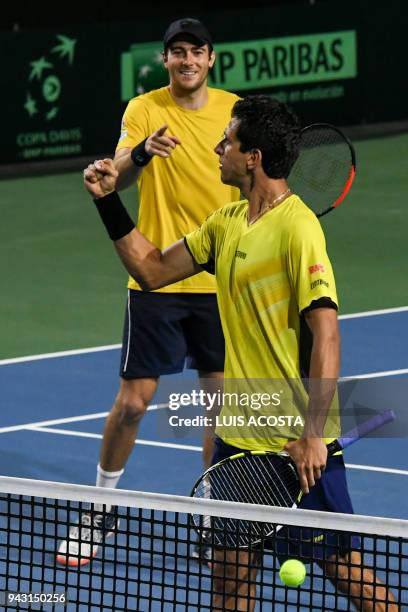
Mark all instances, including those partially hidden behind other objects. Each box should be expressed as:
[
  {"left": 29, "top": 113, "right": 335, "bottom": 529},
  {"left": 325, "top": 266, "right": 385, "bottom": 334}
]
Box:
[
  {"left": 145, "top": 125, "right": 181, "bottom": 158},
  {"left": 83, "top": 158, "right": 118, "bottom": 199}
]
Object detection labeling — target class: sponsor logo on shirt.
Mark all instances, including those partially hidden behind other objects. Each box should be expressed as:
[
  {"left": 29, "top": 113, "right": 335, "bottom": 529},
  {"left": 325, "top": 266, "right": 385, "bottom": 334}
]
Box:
[
  {"left": 235, "top": 250, "right": 247, "bottom": 260},
  {"left": 311, "top": 279, "right": 329, "bottom": 289},
  {"left": 309, "top": 263, "right": 326, "bottom": 274}
]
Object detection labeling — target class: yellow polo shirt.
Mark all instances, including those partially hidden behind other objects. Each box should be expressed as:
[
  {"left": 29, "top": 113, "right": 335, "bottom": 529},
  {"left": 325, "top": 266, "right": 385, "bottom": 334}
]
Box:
[
  {"left": 117, "top": 86, "right": 240, "bottom": 293},
  {"left": 185, "top": 195, "right": 339, "bottom": 450}
]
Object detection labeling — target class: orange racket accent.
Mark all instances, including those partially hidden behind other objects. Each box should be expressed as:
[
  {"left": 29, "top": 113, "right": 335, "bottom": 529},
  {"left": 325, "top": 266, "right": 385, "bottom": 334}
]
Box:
[
  {"left": 289, "top": 123, "right": 356, "bottom": 218},
  {"left": 333, "top": 165, "right": 356, "bottom": 208}
]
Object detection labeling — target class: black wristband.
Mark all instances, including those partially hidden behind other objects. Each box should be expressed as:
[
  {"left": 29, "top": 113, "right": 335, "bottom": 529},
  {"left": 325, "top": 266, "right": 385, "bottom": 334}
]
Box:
[
  {"left": 130, "top": 138, "right": 153, "bottom": 167},
  {"left": 93, "top": 191, "right": 135, "bottom": 241}
]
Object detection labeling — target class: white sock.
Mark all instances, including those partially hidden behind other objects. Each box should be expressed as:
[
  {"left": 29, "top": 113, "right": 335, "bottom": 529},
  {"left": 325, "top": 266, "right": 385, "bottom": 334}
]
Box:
[{"left": 95, "top": 464, "right": 124, "bottom": 512}]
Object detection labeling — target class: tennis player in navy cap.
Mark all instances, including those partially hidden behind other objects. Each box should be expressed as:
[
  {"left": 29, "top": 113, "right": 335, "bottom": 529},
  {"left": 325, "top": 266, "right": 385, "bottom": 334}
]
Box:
[{"left": 57, "top": 18, "right": 239, "bottom": 567}]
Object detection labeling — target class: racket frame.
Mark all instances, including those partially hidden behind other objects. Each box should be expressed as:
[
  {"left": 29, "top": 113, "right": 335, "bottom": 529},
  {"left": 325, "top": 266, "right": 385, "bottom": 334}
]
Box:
[
  {"left": 190, "top": 410, "right": 395, "bottom": 549},
  {"left": 292, "top": 122, "right": 357, "bottom": 218}
]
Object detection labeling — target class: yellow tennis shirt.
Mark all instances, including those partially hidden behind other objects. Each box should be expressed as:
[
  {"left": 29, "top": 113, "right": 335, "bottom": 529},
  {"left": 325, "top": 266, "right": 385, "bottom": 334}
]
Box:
[
  {"left": 116, "top": 86, "right": 240, "bottom": 293},
  {"left": 185, "top": 195, "right": 339, "bottom": 451}
]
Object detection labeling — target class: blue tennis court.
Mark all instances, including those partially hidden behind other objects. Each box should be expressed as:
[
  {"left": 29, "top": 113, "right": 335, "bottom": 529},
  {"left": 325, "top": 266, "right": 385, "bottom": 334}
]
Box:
[
  {"left": 0, "top": 306, "right": 407, "bottom": 514},
  {"left": 0, "top": 306, "right": 407, "bottom": 610}
]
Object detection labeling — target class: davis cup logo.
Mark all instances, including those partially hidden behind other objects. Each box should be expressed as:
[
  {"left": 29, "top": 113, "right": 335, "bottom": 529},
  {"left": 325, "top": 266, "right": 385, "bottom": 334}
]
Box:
[{"left": 24, "top": 34, "right": 77, "bottom": 121}]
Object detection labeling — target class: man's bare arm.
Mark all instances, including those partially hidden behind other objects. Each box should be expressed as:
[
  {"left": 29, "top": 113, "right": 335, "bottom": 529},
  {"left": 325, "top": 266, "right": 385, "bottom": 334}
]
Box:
[
  {"left": 114, "top": 125, "right": 182, "bottom": 192},
  {"left": 114, "top": 148, "right": 142, "bottom": 191},
  {"left": 285, "top": 307, "right": 340, "bottom": 493},
  {"left": 114, "top": 233, "right": 201, "bottom": 290},
  {"left": 85, "top": 158, "right": 201, "bottom": 289},
  {"left": 304, "top": 307, "right": 340, "bottom": 434}
]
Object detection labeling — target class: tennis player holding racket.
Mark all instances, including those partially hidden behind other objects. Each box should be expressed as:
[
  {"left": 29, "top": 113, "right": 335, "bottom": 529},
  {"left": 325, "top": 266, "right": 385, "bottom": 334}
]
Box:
[{"left": 84, "top": 96, "right": 396, "bottom": 611}]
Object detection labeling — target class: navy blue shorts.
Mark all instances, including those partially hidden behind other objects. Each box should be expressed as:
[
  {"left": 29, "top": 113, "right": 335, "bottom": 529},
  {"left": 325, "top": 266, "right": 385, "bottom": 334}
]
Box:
[
  {"left": 119, "top": 290, "right": 225, "bottom": 379},
  {"left": 212, "top": 437, "right": 360, "bottom": 562}
]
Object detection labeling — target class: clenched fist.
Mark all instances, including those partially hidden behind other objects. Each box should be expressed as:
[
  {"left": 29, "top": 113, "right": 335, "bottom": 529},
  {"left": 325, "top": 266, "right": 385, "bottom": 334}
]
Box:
[{"left": 84, "top": 159, "right": 119, "bottom": 199}]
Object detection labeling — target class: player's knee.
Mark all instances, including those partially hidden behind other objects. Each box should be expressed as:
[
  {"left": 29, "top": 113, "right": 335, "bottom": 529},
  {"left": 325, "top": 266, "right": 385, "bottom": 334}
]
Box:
[
  {"left": 212, "top": 560, "right": 251, "bottom": 595},
  {"left": 212, "top": 575, "right": 239, "bottom": 600},
  {"left": 114, "top": 395, "right": 148, "bottom": 425}
]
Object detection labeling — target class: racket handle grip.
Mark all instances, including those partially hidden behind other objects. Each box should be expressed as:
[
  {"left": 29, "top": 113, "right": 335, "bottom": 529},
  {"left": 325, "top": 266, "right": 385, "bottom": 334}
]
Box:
[{"left": 327, "top": 409, "right": 395, "bottom": 455}]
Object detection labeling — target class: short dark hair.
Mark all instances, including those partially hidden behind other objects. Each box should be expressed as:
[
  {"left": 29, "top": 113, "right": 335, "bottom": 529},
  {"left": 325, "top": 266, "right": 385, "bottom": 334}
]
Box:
[{"left": 232, "top": 96, "right": 301, "bottom": 179}]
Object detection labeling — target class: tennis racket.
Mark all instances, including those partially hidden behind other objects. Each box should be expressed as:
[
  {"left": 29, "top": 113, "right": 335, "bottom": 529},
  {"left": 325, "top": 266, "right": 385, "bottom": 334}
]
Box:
[
  {"left": 289, "top": 123, "right": 356, "bottom": 218},
  {"left": 190, "top": 410, "right": 395, "bottom": 549}
]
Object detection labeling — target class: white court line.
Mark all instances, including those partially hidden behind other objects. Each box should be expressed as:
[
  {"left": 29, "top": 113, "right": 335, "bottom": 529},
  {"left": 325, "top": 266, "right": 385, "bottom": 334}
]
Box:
[
  {"left": 339, "top": 305, "right": 408, "bottom": 320},
  {"left": 26, "top": 426, "right": 202, "bottom": 452},
  {"left": 339, "top": 367, "right": 408, "bottom": 380},
  {"left": 0, "top": 403, "right": 168, "bottom": 434},
  {"left": 1, "top": 305, "right": 406, "bottom": 367},
  {"left": 0, "top": 344, "right": 121, "bottom": 366},
  {"left": 24, "top": 426, "right": 408, "bottom": 475},
  {"left": 345, "top": 463, "right": 408, "bottom": 476}
]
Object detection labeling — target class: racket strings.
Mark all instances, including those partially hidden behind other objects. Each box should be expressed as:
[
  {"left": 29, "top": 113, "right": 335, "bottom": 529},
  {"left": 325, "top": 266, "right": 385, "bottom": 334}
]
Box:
[
  {"left": 241, "top": 456, "right": 293, "bottom": 507},
  {"left": 208, "top": 461, "right": 264, "bottom": 543},
  {"left": 295, "top": 155, "right": 348, "bottom": 191},
  {"left": 209, "top": 471, "right": 251, "bottom": 541},
  {"left": 198, "top": 468, "right": 251, "bottom": 542},
  {"left": 289, "top": 125, "right": 355, "bottom": 215},
  {"left": 235, "top": 455, "right": 298, "bottom": 506},
  {"left": 192, "top": 453, "right": 300, "bottom": 547},
  {"left": 249, "top": 455, "right": 294, "bottom": 507},
  {"left": 196, "top": 455, "right": 296, "bottom": 506},
  {"left": 224, "top": 458, "right": 273, "bottom": 505}
]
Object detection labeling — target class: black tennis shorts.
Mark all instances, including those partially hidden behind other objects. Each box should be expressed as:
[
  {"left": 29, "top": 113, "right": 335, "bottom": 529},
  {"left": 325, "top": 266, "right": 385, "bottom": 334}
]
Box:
[{"left": 119, "top": 290, "right": 225, "bottom": 379}]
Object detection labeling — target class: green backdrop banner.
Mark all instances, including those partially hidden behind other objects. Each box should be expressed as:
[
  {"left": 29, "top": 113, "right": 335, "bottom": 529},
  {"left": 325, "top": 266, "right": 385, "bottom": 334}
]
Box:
[
  {"left": 206, "top": 31, "right": 357, "bottom": 90},
  {"left": 121, "top": 31, "right": 357, "bottom": 107},
  {"left": 1, "top": 0, "right": 406, "bottom": 165}
]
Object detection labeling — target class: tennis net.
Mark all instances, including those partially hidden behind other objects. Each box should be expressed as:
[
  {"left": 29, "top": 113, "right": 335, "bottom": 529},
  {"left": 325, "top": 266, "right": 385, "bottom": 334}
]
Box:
[{"left": 0, "top": 475, "right": 407, "bottom": 611}]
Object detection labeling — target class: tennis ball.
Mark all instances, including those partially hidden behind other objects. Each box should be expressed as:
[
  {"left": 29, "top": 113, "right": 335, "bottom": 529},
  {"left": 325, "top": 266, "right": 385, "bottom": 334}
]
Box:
[{"left": 279, "top": 559, "right": 306, "bottom": 587}]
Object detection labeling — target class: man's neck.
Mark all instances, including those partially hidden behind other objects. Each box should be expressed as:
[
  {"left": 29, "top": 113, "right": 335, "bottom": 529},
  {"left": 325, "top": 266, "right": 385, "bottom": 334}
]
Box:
[
  {"left": 244, "top": 177, "right": 291, "bottom": 223},
  {"left": 168, "top": 82, "right": 209, "bottom": 110}
]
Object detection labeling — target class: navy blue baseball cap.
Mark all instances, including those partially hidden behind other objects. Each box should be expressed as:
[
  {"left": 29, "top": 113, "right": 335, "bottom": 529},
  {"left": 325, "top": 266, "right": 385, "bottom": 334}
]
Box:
[{"left": 163, "top": 18, "right": 213, "bottom": 50}]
